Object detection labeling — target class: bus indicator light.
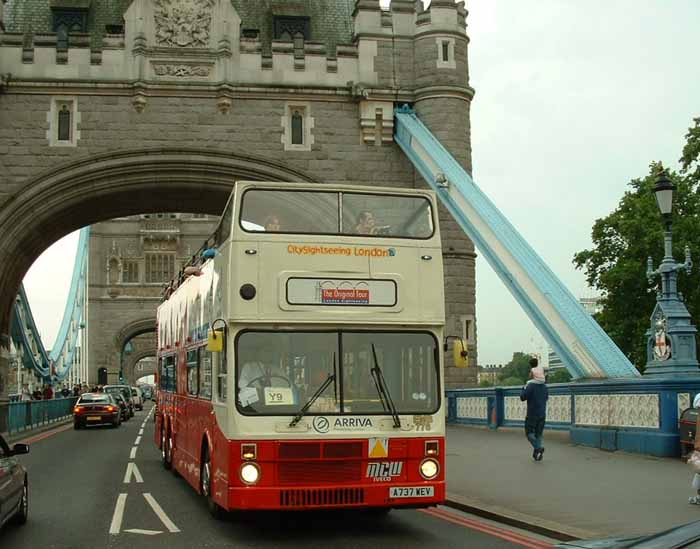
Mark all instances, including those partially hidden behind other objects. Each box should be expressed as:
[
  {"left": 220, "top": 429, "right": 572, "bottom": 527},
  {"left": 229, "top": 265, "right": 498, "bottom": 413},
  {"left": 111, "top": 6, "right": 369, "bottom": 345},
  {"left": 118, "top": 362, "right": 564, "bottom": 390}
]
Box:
[
  {"left": 425, "top": 440, "right": 439, "bottom": 456},
  {"left": 241, "top": 443, "right": 257, "bottom": 460}
]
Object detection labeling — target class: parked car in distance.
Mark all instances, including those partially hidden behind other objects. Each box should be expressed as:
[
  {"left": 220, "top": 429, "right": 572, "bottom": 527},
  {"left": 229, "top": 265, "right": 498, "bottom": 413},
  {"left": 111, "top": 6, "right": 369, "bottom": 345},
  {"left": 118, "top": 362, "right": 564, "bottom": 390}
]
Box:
[
  {"left": 111, "top": 393, "right": 130, "bottom": 422},
  {"left": 0, "top": 434, "right": 29, "bottom": 529},
  {"left": 140, "top": 385, "right": 152, "bottom": 401},
  {"left": 73, "top": 393, "right": 121, "bottom": 429},
  {"left": 104, "top": 385, "right": 135, "bottom": 418},
  {"left": 131, "top": 386, "right": 144, "bottom": 411}
]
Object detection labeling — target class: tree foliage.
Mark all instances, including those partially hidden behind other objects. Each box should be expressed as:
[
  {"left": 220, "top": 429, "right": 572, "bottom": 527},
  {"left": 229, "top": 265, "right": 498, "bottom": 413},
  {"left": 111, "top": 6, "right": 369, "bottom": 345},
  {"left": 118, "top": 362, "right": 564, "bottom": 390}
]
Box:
[
  {"left": 497, "top": 352, "right": 532, "bottom": 385},
  {"left": 573, "top": 118, "right": 700, "bottom": 371},
  {"left": 547, "top": 370, "right": 572, "bottom": 384}
]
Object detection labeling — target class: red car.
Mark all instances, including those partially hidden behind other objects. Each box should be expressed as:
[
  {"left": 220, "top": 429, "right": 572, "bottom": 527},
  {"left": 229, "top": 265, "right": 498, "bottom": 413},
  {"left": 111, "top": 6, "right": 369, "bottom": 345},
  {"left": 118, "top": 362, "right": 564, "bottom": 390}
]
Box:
[{"left": 73, "top": 393, "right": 121, "bottom": 429}]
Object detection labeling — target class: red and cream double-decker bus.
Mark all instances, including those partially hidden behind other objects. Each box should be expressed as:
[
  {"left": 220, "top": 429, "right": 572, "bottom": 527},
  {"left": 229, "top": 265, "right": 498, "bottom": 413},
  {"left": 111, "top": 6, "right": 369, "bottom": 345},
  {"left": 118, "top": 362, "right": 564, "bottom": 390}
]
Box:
[{"left": 155, "top": 181, "right": 453, "bottom": 516}]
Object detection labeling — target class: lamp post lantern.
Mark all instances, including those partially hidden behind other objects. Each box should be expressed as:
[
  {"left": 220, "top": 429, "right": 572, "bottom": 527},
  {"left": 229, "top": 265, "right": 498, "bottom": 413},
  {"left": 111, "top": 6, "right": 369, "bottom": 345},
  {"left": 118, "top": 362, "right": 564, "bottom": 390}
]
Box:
[{"left": 644, "top": 167, "right": 698, "bottom": 376}]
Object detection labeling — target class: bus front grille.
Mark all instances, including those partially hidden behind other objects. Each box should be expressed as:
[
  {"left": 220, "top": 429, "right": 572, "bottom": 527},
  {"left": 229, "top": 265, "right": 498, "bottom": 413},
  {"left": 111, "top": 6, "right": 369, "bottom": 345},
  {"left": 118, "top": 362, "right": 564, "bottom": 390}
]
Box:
[
  {"left": 278, "top": 442, "right": 321, "bottom": 459},
  {"left": 279, "top": 488, "right": 365, "bottom": 507},
  {"left": 323, "top": 441, "right": 363, "bottom": 459},
  {"left": 278, "top": 461, "right": 362, "bottom": 485}
]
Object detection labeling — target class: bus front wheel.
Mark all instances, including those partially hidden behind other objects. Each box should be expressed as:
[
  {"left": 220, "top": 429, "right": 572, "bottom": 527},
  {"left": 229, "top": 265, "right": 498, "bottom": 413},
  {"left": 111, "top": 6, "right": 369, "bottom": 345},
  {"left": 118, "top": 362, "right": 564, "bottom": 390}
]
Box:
[{"left": 201, "top": 447, "right": 226, "bottom": 520}]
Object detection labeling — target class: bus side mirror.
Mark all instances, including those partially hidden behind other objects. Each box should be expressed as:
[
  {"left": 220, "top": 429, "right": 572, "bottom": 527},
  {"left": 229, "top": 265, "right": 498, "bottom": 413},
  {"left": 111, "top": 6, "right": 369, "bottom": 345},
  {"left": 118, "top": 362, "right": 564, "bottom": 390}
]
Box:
[
  {"left": 444, "top": 336, "right": 468, "bottom": 368},
  {"left": 207, "top": 330, "right": 224, "bottom": 353}
]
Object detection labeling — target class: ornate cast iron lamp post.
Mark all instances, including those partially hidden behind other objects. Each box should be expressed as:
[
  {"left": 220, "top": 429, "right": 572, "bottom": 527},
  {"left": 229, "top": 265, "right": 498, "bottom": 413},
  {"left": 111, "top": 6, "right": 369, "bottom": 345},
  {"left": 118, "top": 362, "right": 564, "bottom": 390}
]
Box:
[{"left": 644, "top": 168, "right": 698, "bottom": 375}]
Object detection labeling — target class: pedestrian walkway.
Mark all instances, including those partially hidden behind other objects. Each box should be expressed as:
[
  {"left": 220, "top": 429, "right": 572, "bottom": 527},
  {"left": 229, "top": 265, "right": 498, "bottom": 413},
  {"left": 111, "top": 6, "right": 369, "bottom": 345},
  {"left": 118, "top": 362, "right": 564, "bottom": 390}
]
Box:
[{"left": 445, "top": 424, "right": 700, "bottom": 539}]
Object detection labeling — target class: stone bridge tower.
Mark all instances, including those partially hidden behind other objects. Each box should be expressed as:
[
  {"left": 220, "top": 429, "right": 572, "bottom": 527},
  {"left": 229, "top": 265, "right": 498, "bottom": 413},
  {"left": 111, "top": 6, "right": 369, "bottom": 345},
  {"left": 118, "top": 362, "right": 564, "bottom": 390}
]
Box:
[
  {"left": 89, "top": 214, "right": 217, "bottom": 385},
  {"left": 0, "top": 0, "right": 478, "bottom": 426}
]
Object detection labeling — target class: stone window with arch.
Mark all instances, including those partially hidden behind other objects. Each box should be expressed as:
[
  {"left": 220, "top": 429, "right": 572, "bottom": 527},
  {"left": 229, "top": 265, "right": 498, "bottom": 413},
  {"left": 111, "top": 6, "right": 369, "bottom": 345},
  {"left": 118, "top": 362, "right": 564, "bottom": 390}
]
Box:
[
  {"left": 281, "top": 102, "right": 314, "bottom": 152},
  {"left": 47, "top": 97, "right": 81, "bottom": 147},
  {"left": 145, "top": 253, "right": 176, "bottom": 283},
  {"left": 436, "top": 37, "right": 456, "bottom": 70},
  {"left": 273, "top": 15, "right": 310, "bottom": 42},
  {"left": 122, "top": 260, "right": 140, "bottom": 283},
  {"left": 51, "top": 9, "right": 88, "bottom": 49}
]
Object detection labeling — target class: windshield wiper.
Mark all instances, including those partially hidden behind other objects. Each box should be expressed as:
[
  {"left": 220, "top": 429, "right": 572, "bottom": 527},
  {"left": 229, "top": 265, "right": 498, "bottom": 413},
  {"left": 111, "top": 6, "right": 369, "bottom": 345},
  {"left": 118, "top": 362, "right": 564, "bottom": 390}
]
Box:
[
  {"left": 370, "top": 343, "right": 401, "bottom": 428},
  {"left": 289, "top": 354, "right": 337, "bottom": 428}
]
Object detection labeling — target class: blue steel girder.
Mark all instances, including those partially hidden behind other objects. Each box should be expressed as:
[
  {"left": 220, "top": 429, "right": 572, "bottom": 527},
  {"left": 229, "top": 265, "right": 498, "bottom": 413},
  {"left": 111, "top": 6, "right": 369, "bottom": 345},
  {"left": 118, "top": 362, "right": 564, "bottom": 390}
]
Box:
[
  {"left": 11, "top": 286, "right": 51, "bottom": 380},
  {"left": 394, "top": 106, "right": 639, "bottom": 379},
  {"left": 49, "top": 227, "right": 89, "bottom": 381},
  {"left": 9, "top": 227, "right": 89, "bottom": 383}
]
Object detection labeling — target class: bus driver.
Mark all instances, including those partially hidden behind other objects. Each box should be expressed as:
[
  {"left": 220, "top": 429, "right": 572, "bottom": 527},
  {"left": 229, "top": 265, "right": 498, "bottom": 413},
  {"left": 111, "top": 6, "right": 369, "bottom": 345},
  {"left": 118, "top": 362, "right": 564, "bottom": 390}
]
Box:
[{"left": 237, "top": 348, "right": 291, "bottom": 408}]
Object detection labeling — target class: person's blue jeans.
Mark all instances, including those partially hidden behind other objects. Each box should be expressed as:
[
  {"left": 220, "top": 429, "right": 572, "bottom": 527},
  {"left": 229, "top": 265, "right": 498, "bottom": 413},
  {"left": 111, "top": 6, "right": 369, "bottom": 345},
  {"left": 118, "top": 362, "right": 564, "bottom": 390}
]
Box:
[{"left": 525, "top": 416, "right": 546, "bottom": 450}]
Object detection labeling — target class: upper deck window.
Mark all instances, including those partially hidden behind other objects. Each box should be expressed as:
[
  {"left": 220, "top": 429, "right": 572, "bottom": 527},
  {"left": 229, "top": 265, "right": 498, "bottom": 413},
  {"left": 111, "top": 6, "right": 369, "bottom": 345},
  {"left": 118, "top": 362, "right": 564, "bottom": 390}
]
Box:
[
  {"left": 342, "top": 193, "right": 433, "bottom": 238},
  {"left": 241, "top": 190, "right": 339, "bottom": 234},
  {"left": 240, "top": 190, "right": 434, "bottom": 239}
]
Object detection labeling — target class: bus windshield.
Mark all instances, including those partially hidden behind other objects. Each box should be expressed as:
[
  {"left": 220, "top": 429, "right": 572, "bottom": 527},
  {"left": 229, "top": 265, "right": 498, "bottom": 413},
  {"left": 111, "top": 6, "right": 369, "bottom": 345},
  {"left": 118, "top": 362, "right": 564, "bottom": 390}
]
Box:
[
  {"left": 235, "top": 331, "right": 439, "bottom": 416},
  {"left": 239, "top": 189, "right": 434, "bottom": 238}
]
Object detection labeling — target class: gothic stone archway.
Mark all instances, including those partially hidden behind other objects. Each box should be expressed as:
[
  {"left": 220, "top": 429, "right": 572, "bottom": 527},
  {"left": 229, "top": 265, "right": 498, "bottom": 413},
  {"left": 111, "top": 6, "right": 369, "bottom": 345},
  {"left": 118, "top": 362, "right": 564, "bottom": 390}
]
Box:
[
  {"left": 0, "top": 148, "right": 317, "bottom": 422},
  {"left": 124, "top": 347, "right": 157, "bottom": 385},
  {"left": 0, "top": 148, "right": 316, "bottom": 338}
]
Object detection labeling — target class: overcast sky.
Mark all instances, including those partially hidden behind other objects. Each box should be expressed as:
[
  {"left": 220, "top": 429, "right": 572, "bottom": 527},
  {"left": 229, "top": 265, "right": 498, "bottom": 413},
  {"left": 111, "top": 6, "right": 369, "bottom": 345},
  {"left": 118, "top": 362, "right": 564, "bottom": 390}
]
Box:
[{"left": 23, "top": 0, "right": 700, "bottom": 366}]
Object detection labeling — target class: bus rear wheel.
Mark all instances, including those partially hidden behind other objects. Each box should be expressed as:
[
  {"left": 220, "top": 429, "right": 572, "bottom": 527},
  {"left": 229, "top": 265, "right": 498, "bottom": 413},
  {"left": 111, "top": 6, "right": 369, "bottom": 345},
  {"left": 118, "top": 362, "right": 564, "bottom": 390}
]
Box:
[
  {"left": 161, "top": 427, "right": 172, "bottom": 470},
  {"left": 201, "top": 448, "right": 226, "bottom": 520}
]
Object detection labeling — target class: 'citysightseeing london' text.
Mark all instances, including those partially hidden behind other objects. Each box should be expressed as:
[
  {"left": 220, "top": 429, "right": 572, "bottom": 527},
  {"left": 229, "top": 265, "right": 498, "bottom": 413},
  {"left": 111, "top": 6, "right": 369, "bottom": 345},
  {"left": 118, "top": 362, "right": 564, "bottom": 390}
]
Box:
[{"left": 287, "top": 245, "right": 396, "bottom": 257}]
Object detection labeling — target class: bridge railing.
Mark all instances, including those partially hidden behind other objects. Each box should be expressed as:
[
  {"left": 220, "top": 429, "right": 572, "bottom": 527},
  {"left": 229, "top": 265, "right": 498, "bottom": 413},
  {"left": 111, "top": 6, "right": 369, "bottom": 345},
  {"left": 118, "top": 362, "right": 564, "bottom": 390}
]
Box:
[
  {"left": 446, "top": 378, "right": 700, "bottom": 457},
  {"left": 8, "top": 397, "right": 77, "bottom": 434}
]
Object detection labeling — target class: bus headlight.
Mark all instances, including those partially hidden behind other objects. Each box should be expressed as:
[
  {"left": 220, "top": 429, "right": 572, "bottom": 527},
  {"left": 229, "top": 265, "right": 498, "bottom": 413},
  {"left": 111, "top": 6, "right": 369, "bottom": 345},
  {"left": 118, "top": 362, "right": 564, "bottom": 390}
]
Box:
[
  {"left": 419, "top": 458, "right": 439, "bottom": 480},
  {"left": 240, "top": 462, "right": 261, "bottom": 485}
]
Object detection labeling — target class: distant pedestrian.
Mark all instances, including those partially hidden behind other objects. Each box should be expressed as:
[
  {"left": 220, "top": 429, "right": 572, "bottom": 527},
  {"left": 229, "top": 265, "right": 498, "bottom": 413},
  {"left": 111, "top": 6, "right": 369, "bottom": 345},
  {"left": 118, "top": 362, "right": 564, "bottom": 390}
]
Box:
[
  {"left": 21, "top": 384, "right": 31, "bottom": 401},
  {"left": 688, "top": 393, "right": 700, "bottom": 504},
  {"left": 520, "top": 357, "right": 549, "bottom": 461},
  {"left": 42, "top": 384, "right": 54, "bottom": 400},
  {"left": 73, "top": 384, "right": 81, "bottom": 397},
  {"left": 61, "top": 385, "right": 71, "bottom": 398},
  {"left": 32, "top": 387, "right": 42, "bottom": 400}
]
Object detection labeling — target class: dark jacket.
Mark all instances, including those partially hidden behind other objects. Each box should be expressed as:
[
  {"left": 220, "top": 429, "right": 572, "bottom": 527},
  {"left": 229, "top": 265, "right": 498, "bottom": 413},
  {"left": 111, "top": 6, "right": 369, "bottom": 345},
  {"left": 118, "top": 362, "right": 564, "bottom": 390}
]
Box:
[{"left": 520, "top": 381, "right": 548, "bottom": 418}]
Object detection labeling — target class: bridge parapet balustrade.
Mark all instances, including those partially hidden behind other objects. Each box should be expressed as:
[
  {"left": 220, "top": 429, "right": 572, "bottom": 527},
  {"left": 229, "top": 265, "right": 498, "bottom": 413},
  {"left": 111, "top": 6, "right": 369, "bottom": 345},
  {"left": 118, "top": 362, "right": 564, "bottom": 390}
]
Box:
[
  {"left": 446, "top": 378, "right": 700, "bottom": 458},
  {"left": 7, "top": 397, "right": 78, "bottom": 435},
  {"left": 140, "top": 219, "right": 181, "bottom": 234}
]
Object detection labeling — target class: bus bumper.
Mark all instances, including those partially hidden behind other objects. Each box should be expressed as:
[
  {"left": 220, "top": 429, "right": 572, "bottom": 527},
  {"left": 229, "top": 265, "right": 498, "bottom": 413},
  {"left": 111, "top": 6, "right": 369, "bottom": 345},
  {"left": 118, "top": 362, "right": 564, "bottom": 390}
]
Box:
[{"left": 227, "top": 481, "right": 445, "bottom": 511}]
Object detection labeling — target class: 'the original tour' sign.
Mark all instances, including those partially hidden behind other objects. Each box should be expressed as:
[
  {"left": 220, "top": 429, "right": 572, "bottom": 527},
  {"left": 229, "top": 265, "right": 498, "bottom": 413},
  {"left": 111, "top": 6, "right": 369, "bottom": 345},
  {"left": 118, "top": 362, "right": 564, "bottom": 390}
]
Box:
[{"left": 286, "top": 278, "right": 397, "bottom": 307}]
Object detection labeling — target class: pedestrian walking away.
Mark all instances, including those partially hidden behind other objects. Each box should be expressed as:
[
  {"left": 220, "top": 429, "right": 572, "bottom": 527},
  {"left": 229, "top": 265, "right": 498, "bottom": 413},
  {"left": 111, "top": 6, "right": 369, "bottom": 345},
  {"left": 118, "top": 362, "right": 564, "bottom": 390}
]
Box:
[{"left": 520, "top": 356, "right": 549, "bottom": 461}]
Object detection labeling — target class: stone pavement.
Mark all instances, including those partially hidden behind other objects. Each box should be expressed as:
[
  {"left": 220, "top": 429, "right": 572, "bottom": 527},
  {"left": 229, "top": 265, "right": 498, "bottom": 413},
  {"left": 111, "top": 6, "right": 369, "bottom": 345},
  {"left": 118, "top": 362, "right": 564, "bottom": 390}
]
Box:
[{"left": 445, "top": 424, "right": 700, "bottom": 539}]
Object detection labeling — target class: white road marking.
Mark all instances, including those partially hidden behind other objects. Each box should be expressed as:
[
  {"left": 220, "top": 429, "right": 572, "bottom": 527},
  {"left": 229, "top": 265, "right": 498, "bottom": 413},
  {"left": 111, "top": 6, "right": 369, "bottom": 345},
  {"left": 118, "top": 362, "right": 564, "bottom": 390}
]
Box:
[
  {"left": 139, "top": 428, "right": 144, "bottom": 436},
  {"left": 124, "top": 529, "right": 163, "bottom": 536},
  {"left": 109, "top": 494, "right": 128, "bottom": 534},
  {"left": 123, "top": 462, "right": 144, "bottom": 484},
  {"left": 130, "top": 447, "right": 138, "bottom": 460},
  {"left": 135, "top": 436, "right": 142, "bottom": 445},
  {"left": 144, "top": 493, "right": 181, "bottom": 533}
]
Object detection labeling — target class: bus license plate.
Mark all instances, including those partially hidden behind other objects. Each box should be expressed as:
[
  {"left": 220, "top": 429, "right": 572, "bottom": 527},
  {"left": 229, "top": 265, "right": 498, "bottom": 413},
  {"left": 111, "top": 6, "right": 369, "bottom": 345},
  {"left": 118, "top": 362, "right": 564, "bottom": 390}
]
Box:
[
  {"left": 87, "top": 416, "right": 101, "bottom": 421},
  {"left": 389, "top": 486, "right": 434, "bottom": 499}
]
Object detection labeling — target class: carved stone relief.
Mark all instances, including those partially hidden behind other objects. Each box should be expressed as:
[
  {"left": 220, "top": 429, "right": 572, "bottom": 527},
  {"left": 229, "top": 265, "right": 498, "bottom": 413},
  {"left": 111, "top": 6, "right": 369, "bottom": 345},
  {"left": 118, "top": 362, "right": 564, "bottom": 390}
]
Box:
[
  {"left": 153, "top": 0, "right": 216, "bottom": 48},
  {"left": 152, "top": 63, "right": 212, "bottom": 78}
]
